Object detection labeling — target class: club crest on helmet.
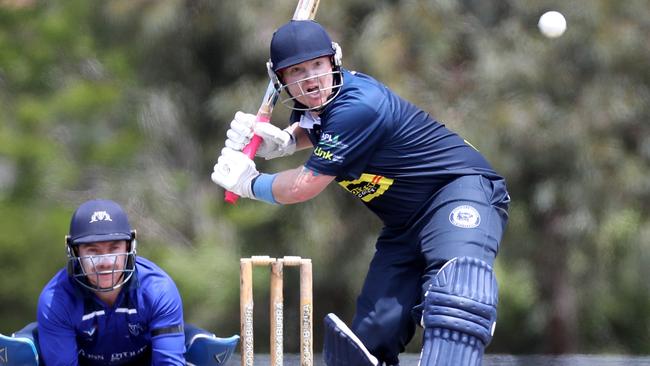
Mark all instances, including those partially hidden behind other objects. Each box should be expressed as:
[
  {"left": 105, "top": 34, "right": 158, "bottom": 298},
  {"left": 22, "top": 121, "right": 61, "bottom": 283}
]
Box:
[{"left": 89, "top": 211, "right": 113, "bottom": 223}]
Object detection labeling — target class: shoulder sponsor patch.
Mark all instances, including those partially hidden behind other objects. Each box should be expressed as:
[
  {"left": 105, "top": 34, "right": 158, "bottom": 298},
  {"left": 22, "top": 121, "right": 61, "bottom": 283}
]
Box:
[
  {"left": 312, "top": 132, "right": 347, "bottom": 163},
  {"left": 449, "top": 205, "right": 481, "bottom": 228},
  {"left": 319, "top": 132, "right": 346, "bottom": 149}
]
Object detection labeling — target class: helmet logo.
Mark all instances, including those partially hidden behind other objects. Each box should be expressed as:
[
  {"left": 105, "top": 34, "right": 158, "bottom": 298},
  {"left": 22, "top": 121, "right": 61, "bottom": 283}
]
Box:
[{"left": 89, "top": 211, "right": 113, "bottom": 223}]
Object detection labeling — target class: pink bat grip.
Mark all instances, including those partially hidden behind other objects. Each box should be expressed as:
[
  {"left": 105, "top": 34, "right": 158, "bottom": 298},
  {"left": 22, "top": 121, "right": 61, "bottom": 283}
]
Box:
[{"left": 224, "top": 114, "right": 271, "bottom": 204}]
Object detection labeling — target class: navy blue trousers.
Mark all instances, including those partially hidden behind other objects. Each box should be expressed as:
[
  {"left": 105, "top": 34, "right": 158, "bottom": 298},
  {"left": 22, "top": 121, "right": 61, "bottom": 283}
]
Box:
[{"left": 350, "top": 175, "right": 510, "bottom": 364}]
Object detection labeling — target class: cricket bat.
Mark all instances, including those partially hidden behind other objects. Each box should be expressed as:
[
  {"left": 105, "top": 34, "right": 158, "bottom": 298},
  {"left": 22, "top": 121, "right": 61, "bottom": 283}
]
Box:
[{"left": 224, "top": 0, "right": 321, "bottom": 204}]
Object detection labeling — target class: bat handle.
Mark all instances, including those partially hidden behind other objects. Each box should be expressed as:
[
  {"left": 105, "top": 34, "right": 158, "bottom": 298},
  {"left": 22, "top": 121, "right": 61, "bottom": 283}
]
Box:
[
  {"left": 224, "top": 190, "right": 240, "bottom": 204},
  {"left": 224, "top": 113, "right": 272, "bottom": 204}
]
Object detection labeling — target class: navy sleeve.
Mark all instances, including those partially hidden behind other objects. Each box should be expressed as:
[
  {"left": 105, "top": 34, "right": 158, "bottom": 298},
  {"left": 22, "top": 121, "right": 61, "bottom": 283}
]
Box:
[{"left": 305, "top": 102, "right": 387, "bottom": 179}]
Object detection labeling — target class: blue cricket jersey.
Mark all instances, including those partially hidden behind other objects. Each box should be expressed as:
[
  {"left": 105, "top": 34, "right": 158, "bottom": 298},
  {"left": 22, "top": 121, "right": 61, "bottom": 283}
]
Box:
[
  {"left": 37, "top": 257, "right": 185, "bottom": 365},
  {"left": 301, "top": 69, "right": 503, "bottom": 228}
]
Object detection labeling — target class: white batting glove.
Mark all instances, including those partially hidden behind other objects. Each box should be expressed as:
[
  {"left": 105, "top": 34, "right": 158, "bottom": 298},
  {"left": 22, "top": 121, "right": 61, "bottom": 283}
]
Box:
[
  {"left": 224, "top": 111, "right": 296, "bottom": 160},
  {"left": 211, "top": 147, "right": 259, "bottom": 199},
  {"left": 254, "top": 122, "right": 296, "bottom": 160},
  {"left": 225, "top": 112, "right": 256, "bottom": 151}
]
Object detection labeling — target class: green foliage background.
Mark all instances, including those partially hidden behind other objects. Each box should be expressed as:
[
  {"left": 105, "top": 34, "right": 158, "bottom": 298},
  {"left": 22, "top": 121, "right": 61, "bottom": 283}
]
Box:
[{"left": 1, "top": 0, "right": 649, "bottom": 355}]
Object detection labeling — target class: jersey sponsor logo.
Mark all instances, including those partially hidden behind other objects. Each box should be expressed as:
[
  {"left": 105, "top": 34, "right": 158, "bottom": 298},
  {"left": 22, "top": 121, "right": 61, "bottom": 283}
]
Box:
[
  {"left": 338, "top": 173, "right": 394, "bottom": 202},
  {"left": 313, "top": 147, "right": 344, "bottom": 163},
  {"left": 319, "top": 132, "right": 346, "bottom": 149},
  {"left": 314, "top": 146, "right": 333, "bottom": 160},
  {"left": 110, "top": 345, "right": 148, "bottom": 363},
  {"left": 89, "top": 211, "right": 113, "bottom": 223},
  {"left": 314, "top": 132, "right": 346, "bottom": 163},
  {"left": 449, "top": 205, "right": 481, "bottom": 228},
  {"left": 79, "top": 348, "right": 105, "bottom": 361}
]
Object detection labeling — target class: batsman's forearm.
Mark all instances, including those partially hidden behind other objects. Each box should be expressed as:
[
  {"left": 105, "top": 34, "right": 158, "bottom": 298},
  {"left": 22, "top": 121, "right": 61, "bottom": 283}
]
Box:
[{"left": 272, "top": 166, "right": 334, "bottom": 204}]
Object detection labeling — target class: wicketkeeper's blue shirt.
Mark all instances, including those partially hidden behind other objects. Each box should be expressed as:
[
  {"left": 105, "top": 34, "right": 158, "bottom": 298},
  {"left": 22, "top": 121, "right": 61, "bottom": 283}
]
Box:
[{"left": 37, "top": 257, "right": 185, "bottom": 365}]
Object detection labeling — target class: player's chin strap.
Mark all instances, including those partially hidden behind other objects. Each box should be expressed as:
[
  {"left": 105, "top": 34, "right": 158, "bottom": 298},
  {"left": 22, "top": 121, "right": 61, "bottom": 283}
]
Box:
[
  {"left": 323, "top": 313, "right": 379, "bottom": 366},
  {"left": 418, "top": 257, "right": 498, "bottom": 366}
]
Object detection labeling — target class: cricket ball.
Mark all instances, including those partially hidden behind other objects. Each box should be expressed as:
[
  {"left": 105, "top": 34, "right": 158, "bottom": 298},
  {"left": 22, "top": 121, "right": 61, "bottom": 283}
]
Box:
[{"left": 538, "top": 11, "right": 567, "bottom": 38}]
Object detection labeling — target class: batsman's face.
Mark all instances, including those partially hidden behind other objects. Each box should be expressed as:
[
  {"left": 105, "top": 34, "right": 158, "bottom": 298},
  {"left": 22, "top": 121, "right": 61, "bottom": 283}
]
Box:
[
  {"left": 280, "top": 56, "right": 334, "bottom": 109},
  {"left": 77, "top": 240, "right": 129, "bottom": 290}
]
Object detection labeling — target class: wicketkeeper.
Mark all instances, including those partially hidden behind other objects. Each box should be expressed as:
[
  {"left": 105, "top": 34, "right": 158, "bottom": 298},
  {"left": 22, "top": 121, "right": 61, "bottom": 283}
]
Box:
[
  {"left": 0, "top": 199, "right": 238, "bottom": 366},
  {"left": 212, "top": 20, "right": 510, "bottom": 366}
]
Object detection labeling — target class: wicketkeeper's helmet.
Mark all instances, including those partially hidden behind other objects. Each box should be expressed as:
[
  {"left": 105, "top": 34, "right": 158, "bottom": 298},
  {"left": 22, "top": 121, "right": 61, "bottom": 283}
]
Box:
[{"left": 66, "top": 199, "right": 137, "bottom": 292}]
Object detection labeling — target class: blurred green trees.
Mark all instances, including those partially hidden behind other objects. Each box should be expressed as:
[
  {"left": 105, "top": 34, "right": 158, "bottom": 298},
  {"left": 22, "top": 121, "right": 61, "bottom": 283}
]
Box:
[{"left": 1, "top": 0, "right": 649, "bottom": 356}]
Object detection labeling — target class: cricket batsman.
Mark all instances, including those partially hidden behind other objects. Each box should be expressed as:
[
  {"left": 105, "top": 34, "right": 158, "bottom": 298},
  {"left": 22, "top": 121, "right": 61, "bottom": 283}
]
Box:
[{"left": 211, "top": 20, "right": 510, "bottom": 366}]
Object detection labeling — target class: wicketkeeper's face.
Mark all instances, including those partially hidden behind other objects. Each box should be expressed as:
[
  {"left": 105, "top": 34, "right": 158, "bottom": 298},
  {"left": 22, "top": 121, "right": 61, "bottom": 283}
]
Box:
[
  {"left": 77, "top": 240, "right": 129, "bottom": 291},
  {"left": 279, "top": 56, "right": 334, "bottom": 110}
]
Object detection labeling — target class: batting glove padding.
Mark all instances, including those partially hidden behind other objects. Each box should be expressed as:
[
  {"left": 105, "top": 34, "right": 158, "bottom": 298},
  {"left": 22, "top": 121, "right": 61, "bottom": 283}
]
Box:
[
  {"left": 225, "top": 111, "right": 296, "bottom": 160},
  {"left": 211, "top": 147, "right": 259, "bottom": 199},
  {"left": 224, "top": 111, "right": 255, "bottom": 151}
]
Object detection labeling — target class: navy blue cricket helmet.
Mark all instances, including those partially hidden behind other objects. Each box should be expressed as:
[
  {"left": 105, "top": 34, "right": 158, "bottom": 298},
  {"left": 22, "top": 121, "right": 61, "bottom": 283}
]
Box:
[
  {"left": 66, "top": 199, "right": 137, "bottom": 292},
  {"left": 269, "top": 20, "right": 343, "bottom": 111},
  {"left": 270, "top": 20, "right": 337, "bottom": 72},
  {"left": 67, "top": 199, "right": 133, "bottom": 245}
]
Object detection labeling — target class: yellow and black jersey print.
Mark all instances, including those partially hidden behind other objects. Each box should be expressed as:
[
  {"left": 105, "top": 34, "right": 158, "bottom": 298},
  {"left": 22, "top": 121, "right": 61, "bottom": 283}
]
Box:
[{"left": 338, "top": 173, "right": 394, "bottom": 202}]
